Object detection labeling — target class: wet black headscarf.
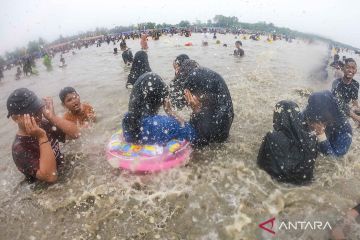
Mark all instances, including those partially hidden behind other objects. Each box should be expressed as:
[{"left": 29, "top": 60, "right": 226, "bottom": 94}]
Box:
[
  {"left": 122, "top": 72, "right": 168, "bottom": 143},
  {"left": 127, "top": 51, "right": 151, "bottom": 87},
  {"left": 257, "top": 101, "right": 318, "bottom": 185},
  {"left": 184, "top": 67, "right": 234, "bottom": 146},
  {"left": 169, "top": 59, "right": 200, "bottom": 109},
  {"left": 303, "top": 91, "right": 347, "bottom": 126},
  {"left": 174, "top": 54, "right": 190, "bottom": 67}
]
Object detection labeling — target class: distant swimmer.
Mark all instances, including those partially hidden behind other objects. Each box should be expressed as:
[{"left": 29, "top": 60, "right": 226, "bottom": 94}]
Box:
[
  {"left": 59, "top": 54, "right": 66, "bottom": 68},
  {"left": 140, "top": 33, "right": 148, "bottom": 50},
  {"left": 15, "top": 67, "right": 22, "bottom": 80},
  {"left": 43, "top": 54, "right": 52, "bottom": 71},
  {"left": 0, "top": 66, "right": 3, "bottom": 81},
  {"left": 330, "top": 54, "right": 343, "bottom": 69},
  {"left": 202, "top": 32, "right": 209, "bottom": 46},
  {"left": 234, "top": 40, "right": 244, "bottom": 57},
  {"left": 113, "top": 48, "right": 118, "bottom": 55},
  {"left": 120, "top": 40, "right": 133, "bottom": 66}
]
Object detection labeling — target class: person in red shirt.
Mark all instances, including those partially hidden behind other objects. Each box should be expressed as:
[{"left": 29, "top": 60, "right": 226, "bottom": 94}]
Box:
[
  {"left": 59, "top": 87, "right": 96, "bottom": 127},
  {"left": 7, "top": 88, "right": 79, "bottom": 183}
]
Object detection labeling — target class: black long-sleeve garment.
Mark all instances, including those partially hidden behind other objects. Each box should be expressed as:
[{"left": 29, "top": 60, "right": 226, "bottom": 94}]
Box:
[
  {"left": 257, "top": 101, "right": 318, "bottom": 185},
  {"left": 184, "top": 67, "right": 234, "bottom": 147}
]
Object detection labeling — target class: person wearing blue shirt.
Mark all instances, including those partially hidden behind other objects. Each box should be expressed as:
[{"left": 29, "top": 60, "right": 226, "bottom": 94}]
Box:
[
  {"left": 122, "top": 72, "right": 196, "bottom": 145},
  {"left": 303, "top": 91, "right": 352, "bottom": 157}
]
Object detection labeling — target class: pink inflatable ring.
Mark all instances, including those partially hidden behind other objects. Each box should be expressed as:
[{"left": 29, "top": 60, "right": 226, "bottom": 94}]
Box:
[{"left": 106, "top": 129, "right": 192, "bottom": 172}]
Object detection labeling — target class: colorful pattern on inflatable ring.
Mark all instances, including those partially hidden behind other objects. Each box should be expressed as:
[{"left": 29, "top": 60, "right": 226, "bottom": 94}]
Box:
[{"left": 106, "top": 129, "right": 192, "bottom": 172}]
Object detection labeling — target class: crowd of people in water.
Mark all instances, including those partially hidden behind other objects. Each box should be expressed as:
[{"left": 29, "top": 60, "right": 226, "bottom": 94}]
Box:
[
  {"left": 3, "top": 28, "right": 360, "bottom": 239},
  {"left": 1, "top": 27, "right": 297, "bottom": 80}
]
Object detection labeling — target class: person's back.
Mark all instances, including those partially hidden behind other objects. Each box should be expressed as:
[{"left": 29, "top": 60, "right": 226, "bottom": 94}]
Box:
[
  {"left": 184, "top": 67, "right": 234, "bottom": 146},
  {"left": 122, "top": 49, "right": 133, "bottom": 65},
  {"left": 127, "top": 51, "right": 151, "bottom": 88},
  {"left": 257, "top": 101, "right": 317, "bottom": 185}
]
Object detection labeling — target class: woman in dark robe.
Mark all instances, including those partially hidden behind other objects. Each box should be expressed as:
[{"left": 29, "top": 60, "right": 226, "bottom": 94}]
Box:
[
  {"left": 257, "top": 100, "right": 318, "bottom": 185},
  {"left": 126, "top": 50, "right": 151, "bottom": 88},
  {"left": 182, "top": 64, "right": 234, "bottom": 146}
]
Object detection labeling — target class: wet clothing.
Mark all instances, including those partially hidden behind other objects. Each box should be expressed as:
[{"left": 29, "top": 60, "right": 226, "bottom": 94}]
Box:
[
  {"left": 331, "top": 78, "right": 359, "bottom": 115},
  {"left": 317, "top": 122, "right": 352, "bottom": 157},
  {"left": 12, "top": 120, "right": 65, "bottom": 181},
  {"left": 123, "top": 114, "right": 196, "bottom": 145},
  {"left": 127, "top": 51, "right": 151, "bottom": 87},
  {"left": 122, "top": 72, "right": 168, "bottom": 144},
  {"left": 184, "top": 67, "right": 234, "bottom": 146},
  {"left": 234, "top": 48, "right": 244, "bottom": 57},
  {"left": 169, "top": 59, "right": 199, "bottom": 110},
  {"left": 122, "top": 49, "right": 133, "bottom": 65},
  {"left": 257, "top": 101, "right": 318, "bottom": 185},
  {"left": 174, "top": 54, "right": 190, "bottom": 66},
  {"left": 303, "top": 91, "right": 352, "bottom": 157},
  {"left": 64, "top": 103, "right": 95, "bottom": 126}
]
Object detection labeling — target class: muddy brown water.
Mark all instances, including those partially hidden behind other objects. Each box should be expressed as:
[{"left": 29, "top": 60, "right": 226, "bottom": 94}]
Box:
[{"left": 0, "top": 33, "right": 360, "bottom": 240}]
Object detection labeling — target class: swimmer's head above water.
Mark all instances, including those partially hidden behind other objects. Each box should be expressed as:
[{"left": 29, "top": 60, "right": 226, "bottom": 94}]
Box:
[
  {"left": 120, "top": 40, "right": 127, "bottom": 51},
  {"left": 235, "top": 40, "right": 242, "bottom": 48}
]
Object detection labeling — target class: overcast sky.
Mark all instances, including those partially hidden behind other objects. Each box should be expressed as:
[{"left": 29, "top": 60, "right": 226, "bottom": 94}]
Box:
[{"left": 1, "top": 0, "right": 359, "bottom": 54}]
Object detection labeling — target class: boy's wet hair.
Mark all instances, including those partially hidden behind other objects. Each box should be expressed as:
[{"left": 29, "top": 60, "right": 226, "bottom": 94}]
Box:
[
  {"left": 344, "top": 58, "right": 357, "bottom": 65},
  {"left": 59, "top": 87, "right": 77, "bottom": 103},
  {"left": 235, "top": 40, "right": 242, "bottom": 46}
]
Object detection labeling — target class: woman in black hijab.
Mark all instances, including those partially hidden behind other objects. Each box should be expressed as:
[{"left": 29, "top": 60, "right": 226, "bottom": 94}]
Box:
[
  {"left": 303, "top": 91, "right": 352, "bottom": 157},
  {"left": 182, "top": 64, "right": 234, "bottom": 146},
  {"left": 122, "top": 72, "right": 196, "bottom": 145},
  {"left": 257, "top": 101, "right": 318, "bottom": 185},
  {"left": 126, "top": 50, "right": 151, "bottom": 88},
  {"left": 169, "top": 58, "right": 199, "bottom": 109}
]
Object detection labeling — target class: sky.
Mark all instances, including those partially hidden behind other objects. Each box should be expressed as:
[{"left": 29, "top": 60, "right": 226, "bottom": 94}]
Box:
[{"left": 1, "top": 0, "right": 360, "bottom": 55}]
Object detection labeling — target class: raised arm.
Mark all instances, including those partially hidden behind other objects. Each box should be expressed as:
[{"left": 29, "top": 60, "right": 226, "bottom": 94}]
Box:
[{"left": 42, "top": 97, "right": 80, "bottom": 139}]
